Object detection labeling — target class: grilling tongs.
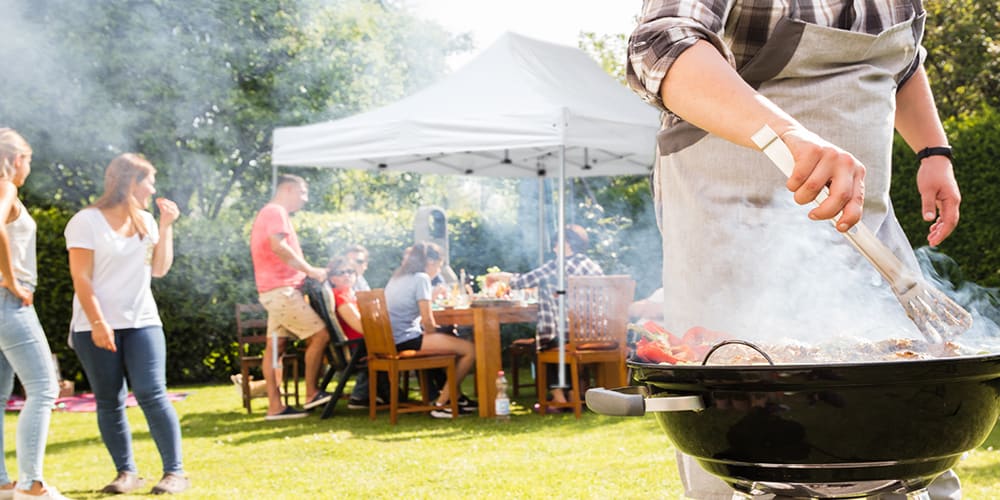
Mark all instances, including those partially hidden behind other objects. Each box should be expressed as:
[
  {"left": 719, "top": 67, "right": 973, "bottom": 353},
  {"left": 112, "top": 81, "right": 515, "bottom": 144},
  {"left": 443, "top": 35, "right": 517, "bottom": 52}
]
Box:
[{"left": 751, "top": 125, "right": 973, "bottom": 343}]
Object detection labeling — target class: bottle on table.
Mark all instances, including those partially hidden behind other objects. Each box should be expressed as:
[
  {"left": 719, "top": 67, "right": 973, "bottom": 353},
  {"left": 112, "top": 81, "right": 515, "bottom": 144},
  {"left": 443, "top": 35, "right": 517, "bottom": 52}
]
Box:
[
  {"left": 495, "top": 370, "right": 511, "bottom": 420},
  {"left": 455, "top": 268, "right": 471, "bottom": 308}
]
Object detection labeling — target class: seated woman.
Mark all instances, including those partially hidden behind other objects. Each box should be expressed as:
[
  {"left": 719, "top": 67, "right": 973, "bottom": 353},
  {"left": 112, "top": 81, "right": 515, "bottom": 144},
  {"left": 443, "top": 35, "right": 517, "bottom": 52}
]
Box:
[
  {"left": 324, "top": 255, "right": 364, "bottom": 341},
  {"left": 324, "top": 255, "right": 381, "bottom": 409},
  {"left": 385, "top": 241, "right": 476, "bottom": 418}
]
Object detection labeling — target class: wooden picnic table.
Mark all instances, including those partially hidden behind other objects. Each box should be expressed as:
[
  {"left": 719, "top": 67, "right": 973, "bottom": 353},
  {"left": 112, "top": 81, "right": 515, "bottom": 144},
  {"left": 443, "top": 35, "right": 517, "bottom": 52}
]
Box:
[{"left": 432, "top": 303, "right": 538, "bottom": 417}]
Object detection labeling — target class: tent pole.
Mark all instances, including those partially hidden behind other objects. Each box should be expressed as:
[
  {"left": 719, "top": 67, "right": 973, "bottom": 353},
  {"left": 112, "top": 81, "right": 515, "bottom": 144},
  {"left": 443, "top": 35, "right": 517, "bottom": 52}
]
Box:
[
  {"left": 271, "top": 163, "right": 277, "bottom": 197},
  {"left": 556, "top": 145, "right": 567, "bottom": 390},
  {"left": 537, "top": 176, "right": 545, "bottom": 266}
]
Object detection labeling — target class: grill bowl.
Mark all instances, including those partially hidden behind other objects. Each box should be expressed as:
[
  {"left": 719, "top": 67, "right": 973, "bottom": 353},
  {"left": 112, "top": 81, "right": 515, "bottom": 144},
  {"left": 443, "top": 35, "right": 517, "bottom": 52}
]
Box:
[{"left": 625, "top": 355, "right": 1000, "bottom": 496}]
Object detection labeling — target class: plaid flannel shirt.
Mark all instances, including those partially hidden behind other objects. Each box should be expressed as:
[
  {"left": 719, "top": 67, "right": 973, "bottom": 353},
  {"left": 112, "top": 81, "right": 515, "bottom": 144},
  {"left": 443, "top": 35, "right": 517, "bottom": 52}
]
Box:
[
  {"left": 627, "top": 0, "right": 923, "bottom": 116},
  {"left": 510, "top": 253, "right": 604, "bottom": 347}
]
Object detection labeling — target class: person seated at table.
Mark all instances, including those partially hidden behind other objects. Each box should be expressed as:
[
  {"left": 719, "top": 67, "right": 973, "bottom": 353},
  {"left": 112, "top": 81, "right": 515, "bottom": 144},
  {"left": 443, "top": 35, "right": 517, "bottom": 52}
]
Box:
[
  {"left": 385, "top": 241, "right": 477, "bottom": 418},
  {"left": 343, "top": 244, "right": 371, "bottom": 292},
  {"left": 486, "top": 224, "right": 603, "bottom": 411},
  {"left": 321, "top": 255, "right": 381, "bottom": 409}
]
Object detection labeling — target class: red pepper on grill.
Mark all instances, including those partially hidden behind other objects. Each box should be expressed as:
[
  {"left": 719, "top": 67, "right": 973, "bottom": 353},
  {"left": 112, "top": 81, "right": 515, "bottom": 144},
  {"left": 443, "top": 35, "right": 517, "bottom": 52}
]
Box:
[
  {"left": 636, "top": 337, "right": 679, "bottom": 364},
  {"left": 632, "top": 322, "right": 733, "bottom": 364}
]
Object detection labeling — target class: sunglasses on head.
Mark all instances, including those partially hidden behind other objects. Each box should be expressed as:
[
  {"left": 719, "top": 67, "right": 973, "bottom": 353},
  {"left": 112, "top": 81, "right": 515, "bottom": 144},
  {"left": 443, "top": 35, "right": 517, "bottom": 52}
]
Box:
[{"left": 330, "top": 269, "right": 357, "bottom": 276}]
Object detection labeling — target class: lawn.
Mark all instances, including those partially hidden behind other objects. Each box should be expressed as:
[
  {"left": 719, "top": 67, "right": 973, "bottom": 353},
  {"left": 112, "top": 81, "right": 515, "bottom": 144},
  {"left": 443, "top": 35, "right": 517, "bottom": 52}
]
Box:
[{"left": 10, "top": 381, "right": 1000, "bottom": 499}]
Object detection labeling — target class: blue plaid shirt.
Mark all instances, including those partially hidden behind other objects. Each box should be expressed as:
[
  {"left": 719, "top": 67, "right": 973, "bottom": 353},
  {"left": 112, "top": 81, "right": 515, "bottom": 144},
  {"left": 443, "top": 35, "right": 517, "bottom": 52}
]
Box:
[{"left": 510, "top": 253, "right": 604, "bottom": 348}]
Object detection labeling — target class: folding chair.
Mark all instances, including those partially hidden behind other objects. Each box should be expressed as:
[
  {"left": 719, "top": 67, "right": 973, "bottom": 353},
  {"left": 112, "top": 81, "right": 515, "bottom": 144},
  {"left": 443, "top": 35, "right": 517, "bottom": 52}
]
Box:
[{"left": 301, "top": 278, "right": 366, "bottom": 419}]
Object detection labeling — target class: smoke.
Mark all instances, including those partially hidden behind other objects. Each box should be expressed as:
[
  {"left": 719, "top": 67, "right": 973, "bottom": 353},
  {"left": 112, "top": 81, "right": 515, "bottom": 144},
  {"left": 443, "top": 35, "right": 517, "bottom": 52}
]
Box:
[
  {"left": 661, "top": 189, "right": 932, "bottom": 350},
  {"left": 916, "top": 246, "right": 1000, "bottom": 352}
]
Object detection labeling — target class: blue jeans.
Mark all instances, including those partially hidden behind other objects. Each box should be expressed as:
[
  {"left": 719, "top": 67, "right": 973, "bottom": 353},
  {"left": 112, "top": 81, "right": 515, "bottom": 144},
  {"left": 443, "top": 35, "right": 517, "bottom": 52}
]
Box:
[
  {"left": 72, "top": 326, "right": 184, "bottom": 475},
  {"left": 0, "top": 287, "right": 58, "bottom": 489}
]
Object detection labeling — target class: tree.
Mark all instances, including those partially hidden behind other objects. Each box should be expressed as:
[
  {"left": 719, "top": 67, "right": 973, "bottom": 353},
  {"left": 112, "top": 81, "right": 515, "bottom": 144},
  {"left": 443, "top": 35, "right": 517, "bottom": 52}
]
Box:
[
  {"left": 922, "top": 0, "right": 1000, "bottom": 118},
  {"left": 578, "top": 31, "right": 629, "bottom": 85},
  {"left": 1, "top": 0, "right": 467, "bottom": 218}
]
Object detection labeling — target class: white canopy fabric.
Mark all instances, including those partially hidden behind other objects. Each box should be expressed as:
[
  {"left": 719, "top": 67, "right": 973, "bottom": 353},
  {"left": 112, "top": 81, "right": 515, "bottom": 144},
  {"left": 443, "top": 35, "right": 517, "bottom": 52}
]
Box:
[
  {"left": 272, "top": 31, "right": 660, "bottom": 177},
  {"left": 271, "top": 31, "right": 660, "bottom": 390}
]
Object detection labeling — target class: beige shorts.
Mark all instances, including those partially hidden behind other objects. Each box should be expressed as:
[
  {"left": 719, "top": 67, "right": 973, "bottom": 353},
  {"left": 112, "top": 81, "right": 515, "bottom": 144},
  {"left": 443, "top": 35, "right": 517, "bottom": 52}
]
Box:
[{"left": 258, "top": 286, "right": 325, "bottom": 340}]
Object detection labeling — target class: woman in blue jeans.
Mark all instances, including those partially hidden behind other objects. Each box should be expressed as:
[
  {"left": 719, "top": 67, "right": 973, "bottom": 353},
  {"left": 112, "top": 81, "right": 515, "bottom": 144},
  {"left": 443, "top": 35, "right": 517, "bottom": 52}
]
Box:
[
  {"left": 65, "top": 153, "right": 188, "bottom": 495},
  {"left": 0, "top": 129, "right": 68, "bottom": 500}
]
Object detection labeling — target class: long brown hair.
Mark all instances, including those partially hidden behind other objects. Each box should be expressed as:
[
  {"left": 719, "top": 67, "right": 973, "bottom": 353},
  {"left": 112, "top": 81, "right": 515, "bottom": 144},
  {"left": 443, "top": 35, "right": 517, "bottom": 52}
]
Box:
[
  {"left": 391, "top": 241, "right": 442, "bottom": 280},
  {"left": 0, "top": 128, "right": 31, "bottom": 182},
  {"left": 92, "top": 153, "right": 156, "bottom": 239}
]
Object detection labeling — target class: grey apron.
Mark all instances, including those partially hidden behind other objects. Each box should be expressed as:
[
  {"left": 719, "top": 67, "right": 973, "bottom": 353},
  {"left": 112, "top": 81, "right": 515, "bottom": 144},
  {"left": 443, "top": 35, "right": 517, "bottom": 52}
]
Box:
[
  {"left": 657, "top": 2, "right": 962, "bottom": 499},
  {"left": 658, "top": 8, "right": 927, "bottom": 348}
]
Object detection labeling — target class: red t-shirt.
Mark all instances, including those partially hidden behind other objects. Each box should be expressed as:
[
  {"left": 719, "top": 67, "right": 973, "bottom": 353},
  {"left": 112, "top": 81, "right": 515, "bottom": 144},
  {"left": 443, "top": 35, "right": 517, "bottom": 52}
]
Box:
[
  {"left": 332, "top": 287, "right": 364, "bottom": 340},
  {"left": 250, "top": 203, "right": 305, "bottom": 293}
]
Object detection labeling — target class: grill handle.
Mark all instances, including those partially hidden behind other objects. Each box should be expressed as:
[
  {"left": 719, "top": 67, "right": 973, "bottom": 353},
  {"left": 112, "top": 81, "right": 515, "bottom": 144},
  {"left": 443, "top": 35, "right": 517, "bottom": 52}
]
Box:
[{"left": 585, "top": 387, "right": 704, "bottom": 416}]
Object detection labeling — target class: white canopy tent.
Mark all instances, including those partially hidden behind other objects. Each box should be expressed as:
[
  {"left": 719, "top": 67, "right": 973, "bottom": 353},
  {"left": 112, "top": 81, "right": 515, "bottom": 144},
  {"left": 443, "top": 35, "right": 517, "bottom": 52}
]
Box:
[{"left": 272, "top": 31, "right": 660, "bottom": 389}]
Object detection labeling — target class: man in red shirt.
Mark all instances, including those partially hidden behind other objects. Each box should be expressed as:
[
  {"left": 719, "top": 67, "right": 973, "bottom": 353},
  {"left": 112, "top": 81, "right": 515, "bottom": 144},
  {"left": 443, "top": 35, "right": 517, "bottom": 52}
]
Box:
[{"left": 250, "top": 174, "right": 331, "bottom": 420}]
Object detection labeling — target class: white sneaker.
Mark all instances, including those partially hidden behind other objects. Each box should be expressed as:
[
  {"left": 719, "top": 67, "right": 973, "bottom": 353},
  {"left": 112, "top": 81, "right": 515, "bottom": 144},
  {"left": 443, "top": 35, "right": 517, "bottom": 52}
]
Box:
[
  {"left": 429, "top": 403, "right": 457, "bottom": 419},
  {"left": 13, "top": 484, "right": 72, "bottom": 500}
]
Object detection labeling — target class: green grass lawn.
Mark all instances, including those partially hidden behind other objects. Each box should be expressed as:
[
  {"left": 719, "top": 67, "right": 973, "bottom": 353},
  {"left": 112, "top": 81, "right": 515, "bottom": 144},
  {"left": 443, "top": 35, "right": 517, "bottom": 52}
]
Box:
[{"left": 10, "top": 381, "right": 1000, "bottom": 499}]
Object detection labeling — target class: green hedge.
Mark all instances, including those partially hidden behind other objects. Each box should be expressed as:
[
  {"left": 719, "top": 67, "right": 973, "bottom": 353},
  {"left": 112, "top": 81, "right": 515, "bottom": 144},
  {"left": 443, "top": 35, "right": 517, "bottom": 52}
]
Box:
[
  {"left": 32, "top": 207, "right": 556, "bottom": 387},
  {"left": 891, "top": 104, "right": 1000, "bottom": 288}
]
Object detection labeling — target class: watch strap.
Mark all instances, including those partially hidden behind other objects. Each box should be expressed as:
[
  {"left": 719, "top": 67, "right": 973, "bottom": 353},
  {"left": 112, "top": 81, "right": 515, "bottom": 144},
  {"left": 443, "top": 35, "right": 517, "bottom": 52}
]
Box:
[{"left": 915, "top": 146, "right": 952, "bottom": 162}]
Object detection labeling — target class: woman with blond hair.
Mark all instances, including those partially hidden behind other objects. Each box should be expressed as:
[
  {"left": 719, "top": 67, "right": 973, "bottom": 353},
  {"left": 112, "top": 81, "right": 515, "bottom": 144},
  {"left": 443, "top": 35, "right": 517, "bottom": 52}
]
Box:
[
  {"left": 0, "top": 128, "right": 68, "bottom": 500},
  {"left": 65, "top": 153, "right": 188, "bottom": 495}
]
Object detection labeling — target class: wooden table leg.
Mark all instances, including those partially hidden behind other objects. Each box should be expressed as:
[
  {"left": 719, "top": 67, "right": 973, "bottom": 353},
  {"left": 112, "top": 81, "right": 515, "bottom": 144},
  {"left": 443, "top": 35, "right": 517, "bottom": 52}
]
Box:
[{"left": 473, "top": 308, "right": 501, "bottom": 418}]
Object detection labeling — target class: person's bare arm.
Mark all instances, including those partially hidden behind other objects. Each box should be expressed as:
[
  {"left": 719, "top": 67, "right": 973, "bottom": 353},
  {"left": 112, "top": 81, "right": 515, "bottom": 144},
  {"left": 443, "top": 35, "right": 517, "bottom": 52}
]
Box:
[
  {"left": 0, "top": 183, "right": 30, "bottom": 305},
  {"left": 418, "top": 299, "right": 438, "bottom": 333},
  {"left": 68, "top": 247, "right": 117, "bottom": 352},
  {"left": 894, "top": 65, "right": 960, "bottom": 246},
  {"left": 150, "top": 198, "right": 179, "bottom": 277},
  {"left": 660, "top": 40, "right": 867, "bottom": 232},
  {"left": 268, "top": 233, "right": 326, "bottom": 281},
  {"left": 336, "top": 302, "right": 364, "bottom": 333}
]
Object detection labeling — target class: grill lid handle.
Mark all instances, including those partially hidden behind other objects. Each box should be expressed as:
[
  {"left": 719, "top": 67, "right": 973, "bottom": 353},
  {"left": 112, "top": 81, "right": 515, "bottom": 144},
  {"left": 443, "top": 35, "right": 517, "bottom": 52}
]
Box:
[{"left": 586, "top": 387, "right": 704, "bottom": 416}]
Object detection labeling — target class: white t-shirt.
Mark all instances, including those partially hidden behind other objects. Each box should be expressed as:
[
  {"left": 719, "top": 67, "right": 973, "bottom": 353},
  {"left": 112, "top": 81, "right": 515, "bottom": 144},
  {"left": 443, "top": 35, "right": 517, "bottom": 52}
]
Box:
[{"left": 64, "top": 207, "right": 162, "bottom": 332}]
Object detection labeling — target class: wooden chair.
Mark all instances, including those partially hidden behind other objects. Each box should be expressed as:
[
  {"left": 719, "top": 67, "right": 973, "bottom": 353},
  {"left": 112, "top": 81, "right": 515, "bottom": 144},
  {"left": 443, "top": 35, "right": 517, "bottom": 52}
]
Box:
[
  {"left": 507, "top": 337, "right": 536, "bottom": 396},
  {"left": 355, "top": 290, "right": 458, "bottom": 424},
  {"left": 536, "top": 275, "right": 636, "bottom": 418},
  {"left": 235, "top": 303, "right": 301, "bottom": 413}
]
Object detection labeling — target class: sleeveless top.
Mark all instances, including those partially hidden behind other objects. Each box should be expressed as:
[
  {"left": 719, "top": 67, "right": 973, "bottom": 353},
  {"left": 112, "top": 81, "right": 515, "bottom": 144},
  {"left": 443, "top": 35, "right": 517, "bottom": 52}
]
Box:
[{"left": 1, "top": 199, "right": 37, "bottom": 289}]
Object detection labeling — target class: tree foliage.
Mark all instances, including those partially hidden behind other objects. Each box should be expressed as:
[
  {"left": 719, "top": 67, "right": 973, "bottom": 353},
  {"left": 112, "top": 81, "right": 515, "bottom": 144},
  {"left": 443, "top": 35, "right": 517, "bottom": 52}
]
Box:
[
  {"left": 922, "top": 0, "right": 1000, "bottom": 118},
  {"left": 1, "top": 0, "right": 467, "bottom": 218}
]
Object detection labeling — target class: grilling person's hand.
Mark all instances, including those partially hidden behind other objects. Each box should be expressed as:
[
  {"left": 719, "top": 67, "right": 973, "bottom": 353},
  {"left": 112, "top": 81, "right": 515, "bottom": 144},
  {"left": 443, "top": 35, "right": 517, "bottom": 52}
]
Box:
[
  {"left": 916, "top": 156, "right": 960, "bottom": 246},
  {"left": 779, "top": 127, "right": 866, "bottom": 233}
]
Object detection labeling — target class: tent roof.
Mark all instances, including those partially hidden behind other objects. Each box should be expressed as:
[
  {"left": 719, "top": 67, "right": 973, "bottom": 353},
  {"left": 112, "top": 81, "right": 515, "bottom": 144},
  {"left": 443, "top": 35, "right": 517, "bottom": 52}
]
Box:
[{"left": 271, "top": 31, "right": 660, "bottom": 178}]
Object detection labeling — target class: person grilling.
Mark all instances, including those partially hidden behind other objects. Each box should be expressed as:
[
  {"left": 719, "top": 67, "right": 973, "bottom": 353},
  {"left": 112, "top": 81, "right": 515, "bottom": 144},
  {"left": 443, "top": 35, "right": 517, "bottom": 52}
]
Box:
[{"left": 627, "top": 1, "right": 962, "bottom": 498}]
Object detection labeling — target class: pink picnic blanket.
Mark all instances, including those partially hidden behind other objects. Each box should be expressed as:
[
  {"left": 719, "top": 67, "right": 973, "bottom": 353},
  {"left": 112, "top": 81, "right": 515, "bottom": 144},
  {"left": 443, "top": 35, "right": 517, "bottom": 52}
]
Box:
[{"left": 5, "top": 392, "right": 188, "bottom": 413}]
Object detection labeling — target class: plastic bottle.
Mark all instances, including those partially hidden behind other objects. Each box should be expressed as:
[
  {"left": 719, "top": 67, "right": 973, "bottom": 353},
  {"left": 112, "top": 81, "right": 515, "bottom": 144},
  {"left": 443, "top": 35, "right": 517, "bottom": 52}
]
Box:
[{"left": 495, "top": 370, "right": 511, "bottom": 420}]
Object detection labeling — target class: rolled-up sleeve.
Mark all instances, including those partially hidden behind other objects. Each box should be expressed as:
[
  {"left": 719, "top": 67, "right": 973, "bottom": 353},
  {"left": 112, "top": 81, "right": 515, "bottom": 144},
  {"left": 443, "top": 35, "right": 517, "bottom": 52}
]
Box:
[{"left": 626, "top": 0, "right": 735, "bottom": 112}]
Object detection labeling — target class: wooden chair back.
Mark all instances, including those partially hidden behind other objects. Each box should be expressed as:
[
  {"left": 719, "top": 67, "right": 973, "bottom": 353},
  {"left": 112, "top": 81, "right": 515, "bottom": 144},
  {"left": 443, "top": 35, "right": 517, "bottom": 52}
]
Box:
[
  {"left": 234, "top": 302, "right": 300, "bottom": 412},
  {"left": 355, "top": 289, "right": 459, "bottom": 424},
  {"left": 355, "top": 289, "right": 399, "bottom": 359},
  {"left": 236, "top": 303, "right": 269, "bottom": 353},
  {"left": 566, "top": 275, "right": 636, "bottom": 350}
]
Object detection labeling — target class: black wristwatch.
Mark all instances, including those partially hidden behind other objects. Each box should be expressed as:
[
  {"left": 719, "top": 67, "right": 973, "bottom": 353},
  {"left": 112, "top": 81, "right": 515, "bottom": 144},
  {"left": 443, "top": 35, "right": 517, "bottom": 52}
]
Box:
[{"left": 915, "top": 146, "right": 953, "bottom": 162}]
